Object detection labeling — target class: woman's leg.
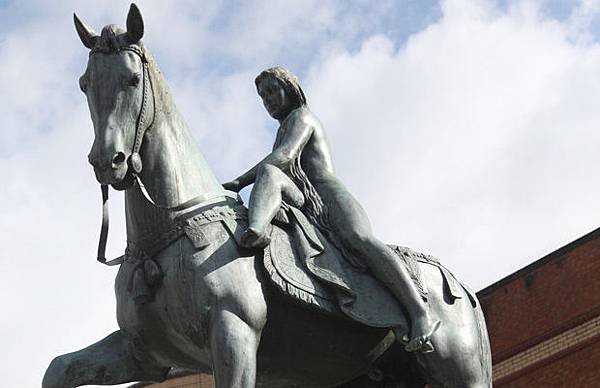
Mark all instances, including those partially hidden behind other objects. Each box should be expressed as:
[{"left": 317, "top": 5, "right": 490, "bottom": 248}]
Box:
[
  {"left": 243, "top": 164, "right": 304, "bottom": 248},
  {"left": 354, "top": 235, "right": 439, "bottom": 352},
  {"left": 319, "top": 179, "right": 439, "bottom": 352}
]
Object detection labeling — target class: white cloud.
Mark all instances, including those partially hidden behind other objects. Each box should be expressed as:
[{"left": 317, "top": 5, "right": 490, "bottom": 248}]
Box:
[
  {"left": 1, "top": 0, "right": 600, "bottom": 386},
  {"left": 305, "top": 0, "right": 600, "bottom": 285}
]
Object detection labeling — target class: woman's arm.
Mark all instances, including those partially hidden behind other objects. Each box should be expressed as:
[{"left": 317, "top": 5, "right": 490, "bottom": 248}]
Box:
[
  {"left": 264, "top": 112, "right": 313, "bottom": 169},
  {"left": 224, "top": 112, "right": 313, "bottom": 191}
]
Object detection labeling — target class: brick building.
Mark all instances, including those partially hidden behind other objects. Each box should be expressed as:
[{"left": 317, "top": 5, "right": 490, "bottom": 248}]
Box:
[
  {"left": 140, "top": 228, "right": 600, "bottom": 387},
  {"left": 478, "top": 228, "right": 600, "bottom": 386}
]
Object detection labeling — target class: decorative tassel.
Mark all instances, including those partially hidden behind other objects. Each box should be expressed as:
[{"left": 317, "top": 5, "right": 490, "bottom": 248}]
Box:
[
  {"left": 144, "top": 259, "right": 163, "bottom": 287},
  {"left": 132, "top": 267, "right": 152, "bottom": 304}
]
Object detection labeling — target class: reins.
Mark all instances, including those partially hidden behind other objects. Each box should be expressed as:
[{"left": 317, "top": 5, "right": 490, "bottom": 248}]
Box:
[{"left": 93, "top": 46, "right": 237, "bottom": 266}]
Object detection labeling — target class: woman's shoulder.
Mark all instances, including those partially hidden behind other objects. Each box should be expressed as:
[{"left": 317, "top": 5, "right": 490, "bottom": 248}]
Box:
[{"left": 285, "top": 106, "right": 321, "bottom": 128}]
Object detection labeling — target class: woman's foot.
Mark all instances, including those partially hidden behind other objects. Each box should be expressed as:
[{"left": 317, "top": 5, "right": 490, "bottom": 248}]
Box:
[
  {"left": 404, "top": 317, "right": 441, "bottom": 353},
  {"left": 240, "top": 227, "right": 271, "bottom": 248}
]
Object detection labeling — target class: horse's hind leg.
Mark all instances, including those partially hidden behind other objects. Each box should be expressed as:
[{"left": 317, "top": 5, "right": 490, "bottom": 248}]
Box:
[
  {"left": 415, "top": 340, "right": 490, "bottom": 388},
  {"left": 417, "top": 308, "right": 491, "bottom": 386},
  {"left": 42, "top": 330, "right": 170, "bottom": 388},
  {"left": 413, "top": 265, "right": 492, "bottom": 388}
]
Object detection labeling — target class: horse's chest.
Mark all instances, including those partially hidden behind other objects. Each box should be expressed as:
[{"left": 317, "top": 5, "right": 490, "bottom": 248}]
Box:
[
  {"left": 113, "top": 221, "right": 260, "bottom": 368},
  {"left": 114, "top": 235, "right": 215, "bottom": 367}
]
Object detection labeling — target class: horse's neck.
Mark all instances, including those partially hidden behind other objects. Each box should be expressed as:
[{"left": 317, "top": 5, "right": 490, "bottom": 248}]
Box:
[
  {"left": 139, "top": 112, "right": 222, "bottom": 207},
  {"left": 125, "top": 72, "right": 223, "bottom": 246}
]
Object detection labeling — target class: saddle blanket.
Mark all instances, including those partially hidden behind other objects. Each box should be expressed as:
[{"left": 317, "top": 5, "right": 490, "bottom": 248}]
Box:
[
  {"left": 167, "top": 202, "right": 476, "bottom": 329},
  {"left": 260, "top": 206, "right": 475, "bottom": 329}
]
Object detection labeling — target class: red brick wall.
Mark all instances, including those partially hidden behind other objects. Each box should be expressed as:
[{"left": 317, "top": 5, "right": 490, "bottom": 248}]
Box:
[
  {"left": 479, "top": 229, "right": 600, "bottom": 385},
  {"left": 497, "top": 339, "right": 600, "bottom": 387}
]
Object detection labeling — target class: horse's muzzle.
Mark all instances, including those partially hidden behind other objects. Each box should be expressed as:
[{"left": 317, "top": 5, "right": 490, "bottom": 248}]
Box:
[{"left": 89, "top": 151, "right": 131, "bottom": 189}]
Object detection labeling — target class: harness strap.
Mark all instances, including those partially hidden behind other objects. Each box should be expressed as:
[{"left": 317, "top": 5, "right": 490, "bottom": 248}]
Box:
[
  {"left": 97, "top": 185, "right": 121, "bottom": 265},
  {"left": 96, "top": 184, "right": 123, "bottom": 266},
  {"left": 135, "top": 175, "right": 239, "bottom": 211},
  {"left": 129, "top": 52, "right": 152, "bottom": 173},
  {"left": 96, "top": 183, "right": 239, "bottom": 266}
]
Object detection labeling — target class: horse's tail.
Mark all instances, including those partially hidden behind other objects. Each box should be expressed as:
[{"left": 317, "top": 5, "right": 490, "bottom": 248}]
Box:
[{"left": 473, "top": 295, "right": 493, "bottom": 385}]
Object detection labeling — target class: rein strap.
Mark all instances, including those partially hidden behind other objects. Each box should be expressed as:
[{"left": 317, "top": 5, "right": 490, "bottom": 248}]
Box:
[{"left": 97, "top": 185, "right": 120, "bottom": 265}]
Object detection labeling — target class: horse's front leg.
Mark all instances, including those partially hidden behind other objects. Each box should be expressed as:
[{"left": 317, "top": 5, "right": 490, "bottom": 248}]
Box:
[
  {"left": 209, "top": 308, "right": 263, "bottom": 388},
  {"left": 42, "top": 330, "right": 169, "bottom": 388}
]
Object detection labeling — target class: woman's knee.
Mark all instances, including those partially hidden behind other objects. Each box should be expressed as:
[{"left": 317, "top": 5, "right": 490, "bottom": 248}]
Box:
[
  {"left": 256, "top": 164, "right": 280, "bottom": 181},
  {"left": 255, "top": 164, "right": 287, "bottom": 192},
  {"left": 341, "top": 228, "right": 377, "bottom": 251},
  {"left": 256, "top": 164, "right": 303, "bottom": 207}
]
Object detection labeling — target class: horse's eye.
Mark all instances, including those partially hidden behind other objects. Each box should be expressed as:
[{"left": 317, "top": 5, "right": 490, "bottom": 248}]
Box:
[{"left": 128, "top": 73, "right": 141, "bottom": 87}]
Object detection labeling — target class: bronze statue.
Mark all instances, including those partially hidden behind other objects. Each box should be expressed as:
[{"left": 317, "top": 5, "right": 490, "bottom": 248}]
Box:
[
  {"left": 43, "top": 4, "right": 492, "bottom": 387},
  {"left": 224, "top": 67, "right": 439, "bottom": 352}
]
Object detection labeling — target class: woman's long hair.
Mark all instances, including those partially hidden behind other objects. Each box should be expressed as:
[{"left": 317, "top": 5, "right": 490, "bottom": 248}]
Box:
[
  {"left": 255, "top": 67, "right": 307, "bottom": 109},
  {"left": 258, "top": 67, "right": 331, "bottom": 234}
]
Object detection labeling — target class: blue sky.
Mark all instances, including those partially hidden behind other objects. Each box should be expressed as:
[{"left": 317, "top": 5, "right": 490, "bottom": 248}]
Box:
[{"left": 2, "top": 0, "right": 600, "bottom": 386}]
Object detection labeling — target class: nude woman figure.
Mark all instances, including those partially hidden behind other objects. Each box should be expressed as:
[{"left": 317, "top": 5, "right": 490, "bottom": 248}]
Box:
[{"left": 223, "top": 67, "right": 439, "bottom": 352}]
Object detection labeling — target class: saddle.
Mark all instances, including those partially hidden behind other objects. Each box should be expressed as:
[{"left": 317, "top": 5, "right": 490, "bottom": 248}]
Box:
[
  {"left": 247, "top": 206, "right": 475, "bottom": 329},
  {"left": 122, "top": 196, "right": 475, "bottom": 327}
]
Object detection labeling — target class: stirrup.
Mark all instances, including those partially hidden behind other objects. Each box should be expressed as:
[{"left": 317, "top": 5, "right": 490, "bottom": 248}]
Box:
[{"left": 397, "top": 320, "right": 441, "bottom": 354}]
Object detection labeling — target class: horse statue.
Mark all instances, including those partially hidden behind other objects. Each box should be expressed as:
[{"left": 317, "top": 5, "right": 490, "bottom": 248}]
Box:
[{"left": 43, "top": 4, "right": 492, "bottom": 388}]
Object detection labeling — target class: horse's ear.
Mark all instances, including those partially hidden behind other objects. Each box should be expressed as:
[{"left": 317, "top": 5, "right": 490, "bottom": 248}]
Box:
[
  {"left": 73, "top": 13, "right": 99, "bottom": 49},
  {"left": 126, "top": 3, "right": 144, "bottom": 44}
]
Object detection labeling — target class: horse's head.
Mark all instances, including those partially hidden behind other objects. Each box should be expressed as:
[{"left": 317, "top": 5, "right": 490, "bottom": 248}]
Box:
[{"left": 75, "top": 4, "right": 152, "bottom": 190}]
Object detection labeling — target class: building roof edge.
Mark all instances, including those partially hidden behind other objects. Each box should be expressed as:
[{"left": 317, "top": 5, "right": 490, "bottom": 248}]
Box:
[{"left": 477, "top": 226, "right": 600, "bottom": 297}]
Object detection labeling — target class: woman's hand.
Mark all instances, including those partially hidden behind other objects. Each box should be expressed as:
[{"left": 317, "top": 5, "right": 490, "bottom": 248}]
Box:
[{"left": 222, "top": 179, "right": 243, "bottom": 192}]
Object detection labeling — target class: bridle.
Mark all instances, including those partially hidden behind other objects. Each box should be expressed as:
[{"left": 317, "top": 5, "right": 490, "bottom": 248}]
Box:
[
  {"left": 92, "top": 45, "right": 152, "bottom": 266},
  {"left": 91, "top": 45, "right": 237, "bottom": 266}
]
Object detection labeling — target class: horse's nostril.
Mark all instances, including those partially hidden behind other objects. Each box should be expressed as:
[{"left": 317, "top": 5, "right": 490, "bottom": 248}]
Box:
[{"left": 112, "top": 152, "right": 126, "bottom": 167}]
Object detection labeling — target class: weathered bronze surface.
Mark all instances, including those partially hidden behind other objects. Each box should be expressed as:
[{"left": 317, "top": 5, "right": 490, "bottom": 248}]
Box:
[
  {"left": 228, "top": 66, "right": 442, "bottom": 353},
  {"left": 43, "top": 4, "right": 492, "bottom": 388}
]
